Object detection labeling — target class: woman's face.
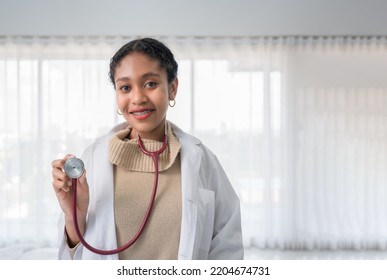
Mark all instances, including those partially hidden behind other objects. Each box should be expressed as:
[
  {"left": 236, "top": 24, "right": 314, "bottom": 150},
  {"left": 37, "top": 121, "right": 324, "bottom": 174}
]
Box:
[{"left": 114, "top": 52, "right": 178, "bottom": 141}]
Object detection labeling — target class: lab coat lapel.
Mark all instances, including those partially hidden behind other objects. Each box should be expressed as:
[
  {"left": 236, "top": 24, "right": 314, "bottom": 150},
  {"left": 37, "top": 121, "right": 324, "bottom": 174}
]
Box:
[
  {"left": 82, "top": 134, "right": 118, "bottom": 259},
  {"left": 174, "top": 127, "right": 202, "bottom": 260}
]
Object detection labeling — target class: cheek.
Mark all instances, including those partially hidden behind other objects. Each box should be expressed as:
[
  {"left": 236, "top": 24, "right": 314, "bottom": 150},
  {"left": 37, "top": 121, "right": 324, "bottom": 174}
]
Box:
[
  {"left": 159, "top": 97, "right": 169, "bottom": 111},
  {"left": 161, "top": 91, "right": 171, "bottom": 107},
  {"left": 116, "top": 93, "right": 125, "bottom": 108}
]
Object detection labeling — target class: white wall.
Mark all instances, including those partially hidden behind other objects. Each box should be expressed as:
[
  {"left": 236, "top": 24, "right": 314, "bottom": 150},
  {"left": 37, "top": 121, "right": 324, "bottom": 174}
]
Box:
[{"left": 0, "top": 0, "right": 386, "bottom": 37}]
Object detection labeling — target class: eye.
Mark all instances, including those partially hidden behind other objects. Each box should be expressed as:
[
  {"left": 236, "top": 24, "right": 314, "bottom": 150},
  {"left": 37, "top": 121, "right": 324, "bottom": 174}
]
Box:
[
  {"left": 145, "top": 81, "right": 157, "bottom": 88},
  {"left": 119, "top": 85, "right": 130, "bottom": 92}
]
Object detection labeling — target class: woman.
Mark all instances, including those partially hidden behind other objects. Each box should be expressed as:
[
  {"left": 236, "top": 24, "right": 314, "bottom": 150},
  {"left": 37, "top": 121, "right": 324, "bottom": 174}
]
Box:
[{"left": 51, "top": 38, "right": 243, "bottom": 260}]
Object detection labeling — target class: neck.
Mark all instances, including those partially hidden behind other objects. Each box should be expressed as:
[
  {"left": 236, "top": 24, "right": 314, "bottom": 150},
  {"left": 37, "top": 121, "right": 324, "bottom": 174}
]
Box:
[{"left": 129, "top": 122, "right": 166, "bottom": 142}]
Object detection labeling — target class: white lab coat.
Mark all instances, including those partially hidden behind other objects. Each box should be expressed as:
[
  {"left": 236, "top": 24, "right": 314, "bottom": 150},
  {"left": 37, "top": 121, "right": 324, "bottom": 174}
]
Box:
[{"left": 57, "top": 122, "right": 243, "bottom": 260}]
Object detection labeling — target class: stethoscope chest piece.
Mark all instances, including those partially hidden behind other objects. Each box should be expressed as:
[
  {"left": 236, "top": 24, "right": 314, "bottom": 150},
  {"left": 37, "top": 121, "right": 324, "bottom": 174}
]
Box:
[{"left": 64, "top": 157, "right": 85, "bottom": 179}]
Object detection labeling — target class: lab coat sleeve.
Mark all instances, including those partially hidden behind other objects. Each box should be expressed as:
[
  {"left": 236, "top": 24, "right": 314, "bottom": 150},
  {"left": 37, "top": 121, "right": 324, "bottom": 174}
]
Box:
[
  {"left": 205, "top": 152, "right": 244, "bottom": 260},
  {"left": 57, "top": 213, "right": 85, "bottom": 259}
]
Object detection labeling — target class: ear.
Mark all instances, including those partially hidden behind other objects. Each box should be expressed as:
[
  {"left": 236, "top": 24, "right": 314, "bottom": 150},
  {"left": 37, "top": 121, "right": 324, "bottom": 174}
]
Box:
[{"left": 169, "top": 78, "right": 179, "bottom": 100}]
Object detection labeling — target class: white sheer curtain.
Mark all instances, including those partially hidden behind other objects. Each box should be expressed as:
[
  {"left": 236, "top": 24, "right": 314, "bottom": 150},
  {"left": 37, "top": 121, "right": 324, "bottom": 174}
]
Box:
[
  {"left": 1, "top": 36, "right": 387, "bottom": 251},
  {"left": 0, "top": 37, "right": 120, "bottom": 248}
]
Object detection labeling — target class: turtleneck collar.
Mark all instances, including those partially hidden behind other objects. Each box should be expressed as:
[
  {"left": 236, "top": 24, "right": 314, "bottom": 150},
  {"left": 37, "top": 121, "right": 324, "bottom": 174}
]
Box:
[{"left": 108, "top": 121, "right": 181, "bottom": 172}]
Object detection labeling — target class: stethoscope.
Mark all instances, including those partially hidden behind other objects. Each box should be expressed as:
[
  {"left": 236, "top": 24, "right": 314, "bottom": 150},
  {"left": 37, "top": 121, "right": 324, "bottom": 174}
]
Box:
[{"left": 64, "top": 134, "right": 168, "bottom": 255}]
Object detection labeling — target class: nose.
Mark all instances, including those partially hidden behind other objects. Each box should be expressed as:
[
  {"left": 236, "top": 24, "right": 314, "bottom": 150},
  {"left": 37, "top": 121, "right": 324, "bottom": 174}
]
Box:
[{"left": 131, "top": 86, "right": 148, "bottom": 105}]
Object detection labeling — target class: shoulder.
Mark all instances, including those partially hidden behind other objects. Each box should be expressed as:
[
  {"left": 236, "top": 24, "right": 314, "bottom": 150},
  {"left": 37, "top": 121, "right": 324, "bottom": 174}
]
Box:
[
  {"left": 170, "top": 121, "right": 220, "bottom": 165},
  {"left": 170, "top": 122, "right": 210, "bottom": 154},
  {"left": 170, "top": 122, "right": 201, "bottom": 145}
]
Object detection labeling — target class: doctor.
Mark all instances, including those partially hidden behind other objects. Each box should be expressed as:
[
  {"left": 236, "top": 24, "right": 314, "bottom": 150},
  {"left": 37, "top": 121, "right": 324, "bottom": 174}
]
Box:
[{"left": 51, "top": 37, "right": 243, "bottom": 260}]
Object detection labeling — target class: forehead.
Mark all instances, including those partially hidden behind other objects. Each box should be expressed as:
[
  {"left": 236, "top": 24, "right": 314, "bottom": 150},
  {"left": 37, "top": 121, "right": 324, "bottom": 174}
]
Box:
[{"left": 115, "top": 53, "right": 163, "bottom": 74}]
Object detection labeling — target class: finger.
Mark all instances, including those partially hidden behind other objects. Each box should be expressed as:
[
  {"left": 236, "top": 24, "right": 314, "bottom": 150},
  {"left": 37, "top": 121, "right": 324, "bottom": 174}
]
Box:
[
  {"left": 52, "top": 180, "right": 70, "bottom": 193},
  {"left": 51, "top": 154, "right": 75, "bottom": 170},
  {"left": 52, "top": 168, "right": 68, "bottom": 182},
  {"left": 63, "top": 154, "right": 75, "bottom": 161},
  {"left": 52, "top": 159, "right": 64, "bottom": 169},
  {"left": 78, "top": 169, "right": 87, "bottom": 186}
]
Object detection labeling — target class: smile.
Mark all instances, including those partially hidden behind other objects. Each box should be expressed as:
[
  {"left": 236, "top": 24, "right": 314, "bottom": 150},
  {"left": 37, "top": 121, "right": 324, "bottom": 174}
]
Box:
[
  {"left": 130, "top": 109, "right": 154, "bottom": 116},
  {"left": 130, "top": 109, "right": 155, "bottom": 120}
]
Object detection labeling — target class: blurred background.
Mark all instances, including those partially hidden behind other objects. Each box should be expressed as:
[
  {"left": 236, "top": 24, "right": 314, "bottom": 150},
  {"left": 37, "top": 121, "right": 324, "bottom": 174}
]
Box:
[{"left": 1, "top": 0, "right": 387, "bottom": 259}]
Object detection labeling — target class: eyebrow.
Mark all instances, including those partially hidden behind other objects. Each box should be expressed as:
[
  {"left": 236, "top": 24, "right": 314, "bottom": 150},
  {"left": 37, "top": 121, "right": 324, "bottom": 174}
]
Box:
[{"left": 115, "top": 72, "right": 161, "bottom": 83}]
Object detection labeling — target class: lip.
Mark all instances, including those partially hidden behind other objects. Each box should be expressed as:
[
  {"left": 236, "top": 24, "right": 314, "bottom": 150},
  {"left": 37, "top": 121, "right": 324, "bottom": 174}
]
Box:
[{"left": 129, "top": 108, "right": 155, "bottom": 120}]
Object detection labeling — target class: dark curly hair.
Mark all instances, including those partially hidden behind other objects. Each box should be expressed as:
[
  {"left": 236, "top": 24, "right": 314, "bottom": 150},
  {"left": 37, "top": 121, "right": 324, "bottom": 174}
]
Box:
[{"left": 109, "top": 37, "right": 178, "bottom": 88}]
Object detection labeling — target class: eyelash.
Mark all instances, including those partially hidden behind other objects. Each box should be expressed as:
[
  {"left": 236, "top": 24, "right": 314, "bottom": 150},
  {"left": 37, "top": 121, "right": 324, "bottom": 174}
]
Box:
[
  {"left": 118, "top": 81, "right": 157, "bottom": 92},
  {"left": 120, "top": 85, "right": 130, "bottom": 91},
  {"left": 145, "top": 81, "right": 157, "bottom": 88}
]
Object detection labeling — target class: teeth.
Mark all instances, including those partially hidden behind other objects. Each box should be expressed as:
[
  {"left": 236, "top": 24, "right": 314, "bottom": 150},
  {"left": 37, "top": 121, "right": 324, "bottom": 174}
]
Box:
[{"left": 132, "top": 110, "right": 152, "bottom": 116}]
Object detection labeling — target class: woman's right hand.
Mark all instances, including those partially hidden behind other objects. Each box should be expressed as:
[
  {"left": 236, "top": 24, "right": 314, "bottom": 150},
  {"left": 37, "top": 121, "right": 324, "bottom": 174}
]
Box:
[{"left": 52, "top": 154, "right": 90, "bottom": 246}]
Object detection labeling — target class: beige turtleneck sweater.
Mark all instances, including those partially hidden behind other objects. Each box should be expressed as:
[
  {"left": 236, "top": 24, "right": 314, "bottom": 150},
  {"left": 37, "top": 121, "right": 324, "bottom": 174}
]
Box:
[{"left": 108, "top": 121, "right": 182, "bottom": 259}]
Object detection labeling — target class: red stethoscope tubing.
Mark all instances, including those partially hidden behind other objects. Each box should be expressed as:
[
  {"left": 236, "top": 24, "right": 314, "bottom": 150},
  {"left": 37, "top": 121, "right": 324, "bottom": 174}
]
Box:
[{"left": 71, "top": 134, "right": 167, "bottom": 255}]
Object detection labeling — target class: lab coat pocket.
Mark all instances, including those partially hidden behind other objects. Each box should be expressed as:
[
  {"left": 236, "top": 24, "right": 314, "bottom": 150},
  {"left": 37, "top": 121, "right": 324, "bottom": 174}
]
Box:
[{"left": 194, "top": 188, "right": 215, "bottom": 259}]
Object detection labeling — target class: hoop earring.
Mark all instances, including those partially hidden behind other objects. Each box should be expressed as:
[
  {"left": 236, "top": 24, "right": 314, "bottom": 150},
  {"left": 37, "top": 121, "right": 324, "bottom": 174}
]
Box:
[
  {"left": 169, "top": 99, "right": 176, "bottom": 107},
  {"left": 117, "top": 109, "right": 122, "bottom": 115}
]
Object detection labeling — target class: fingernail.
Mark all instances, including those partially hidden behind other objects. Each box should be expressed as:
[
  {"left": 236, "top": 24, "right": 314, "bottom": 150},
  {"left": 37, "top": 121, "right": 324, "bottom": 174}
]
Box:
[
  {"left": 63, "top": 187, "right": 69, "bottom": 192},
  {"left": 67, "top": 181, "right": 72, "bottom": 187}
]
